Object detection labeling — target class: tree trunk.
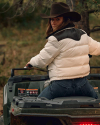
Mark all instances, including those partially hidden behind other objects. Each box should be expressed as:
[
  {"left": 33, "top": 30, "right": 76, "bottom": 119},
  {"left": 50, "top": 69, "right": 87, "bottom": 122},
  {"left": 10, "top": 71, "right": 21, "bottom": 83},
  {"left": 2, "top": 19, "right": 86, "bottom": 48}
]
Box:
[{"left": 66, "top": 0, "right": 90, "bottom": 36}]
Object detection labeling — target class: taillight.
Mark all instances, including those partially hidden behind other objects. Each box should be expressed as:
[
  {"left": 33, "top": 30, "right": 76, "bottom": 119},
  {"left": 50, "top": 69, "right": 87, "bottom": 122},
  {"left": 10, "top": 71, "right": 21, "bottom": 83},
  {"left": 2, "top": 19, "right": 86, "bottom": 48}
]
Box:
[
  {"left": 79, "top": 123, "right": 100, "bottom": 125},
  {"left": 18, "top": 88, "right": 26, "bottom": 96},
  {"left": 18, "top": 88, "right": 38, "bottom": 96},
  {"left": 72, "top": 122, "right": 100, "bottom": 125},
  {"left": 26, "top": 89, "right": 38, "bottom": 96},
  {"left": 12, "top": 108, "right": 14, "bottom": 112}
]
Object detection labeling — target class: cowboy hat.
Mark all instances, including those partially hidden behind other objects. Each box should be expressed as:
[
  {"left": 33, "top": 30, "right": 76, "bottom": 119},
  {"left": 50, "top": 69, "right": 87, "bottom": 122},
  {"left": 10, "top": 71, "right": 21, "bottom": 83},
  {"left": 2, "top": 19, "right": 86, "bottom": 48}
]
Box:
[{"left": 41, "top": 2, "right": 81, "bottom": 22}]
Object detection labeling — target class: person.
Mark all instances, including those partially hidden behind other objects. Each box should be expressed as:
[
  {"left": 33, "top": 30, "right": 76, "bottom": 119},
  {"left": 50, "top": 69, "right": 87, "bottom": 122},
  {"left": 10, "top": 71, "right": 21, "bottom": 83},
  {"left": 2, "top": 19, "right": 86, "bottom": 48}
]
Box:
[{"left": 26, "top": 2, "right": 100, "bottom": 100}]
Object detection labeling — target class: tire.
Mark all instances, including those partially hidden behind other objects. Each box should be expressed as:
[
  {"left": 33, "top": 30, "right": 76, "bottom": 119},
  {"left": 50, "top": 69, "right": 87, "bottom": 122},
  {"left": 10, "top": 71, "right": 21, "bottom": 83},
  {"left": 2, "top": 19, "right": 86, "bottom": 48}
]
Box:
[
  {"left": 10, "top": 114, "right": 27, "bottom": 125},
  {"left": 10, "top": 114, "right": 62, "bottom": 125},
  {"left": 46, "top": 118, "right": 62, "bottom": 125}
]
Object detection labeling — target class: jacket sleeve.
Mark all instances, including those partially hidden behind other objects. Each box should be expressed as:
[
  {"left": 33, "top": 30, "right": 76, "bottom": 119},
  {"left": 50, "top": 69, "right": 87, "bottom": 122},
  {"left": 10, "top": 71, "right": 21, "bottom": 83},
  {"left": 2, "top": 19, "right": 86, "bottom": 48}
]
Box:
[
  {"left": 30, "top": 36, "right": 60, "bottom": 68},
  {"left": 88, "top": 36, "right": 100, "bottom": 55}
]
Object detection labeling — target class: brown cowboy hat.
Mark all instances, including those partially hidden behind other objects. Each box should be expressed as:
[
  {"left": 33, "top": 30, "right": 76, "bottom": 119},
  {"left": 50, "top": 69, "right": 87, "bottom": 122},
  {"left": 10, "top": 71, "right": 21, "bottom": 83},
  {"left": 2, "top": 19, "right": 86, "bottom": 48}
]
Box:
[{"left": 41, "top": 2, "right": 81, "bottom": 22}]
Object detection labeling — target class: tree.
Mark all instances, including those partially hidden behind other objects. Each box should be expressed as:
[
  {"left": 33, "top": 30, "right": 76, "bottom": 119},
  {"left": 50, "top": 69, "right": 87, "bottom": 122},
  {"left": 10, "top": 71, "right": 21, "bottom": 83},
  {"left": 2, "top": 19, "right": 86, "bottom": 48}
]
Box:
[
  {"left": 13, "top": 0, "right": 23, "bottom": 10},
  {"left": 1, "top": 0, "right": 100, "bottom": 35},
  {"left": 66, "top": 0, "right": 100, "bottom": 36},
  {"left": 2, "top": 0, "right": 54, "bottom": 17}
]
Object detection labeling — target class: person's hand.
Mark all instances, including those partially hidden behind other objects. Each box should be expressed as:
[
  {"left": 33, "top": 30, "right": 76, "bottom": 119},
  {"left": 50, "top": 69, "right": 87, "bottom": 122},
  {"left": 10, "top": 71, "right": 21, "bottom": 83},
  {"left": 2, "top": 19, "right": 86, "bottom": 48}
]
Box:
[{"left": 24, "top": 62, "right": 32, "bottom": 69}]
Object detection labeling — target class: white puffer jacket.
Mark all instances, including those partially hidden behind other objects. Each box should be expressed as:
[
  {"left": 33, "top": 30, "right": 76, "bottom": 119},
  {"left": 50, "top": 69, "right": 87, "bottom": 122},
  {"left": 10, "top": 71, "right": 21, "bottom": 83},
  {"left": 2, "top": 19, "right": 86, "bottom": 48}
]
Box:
[{"left": 30, "top": 24, "right": 100, "bottom": 81}]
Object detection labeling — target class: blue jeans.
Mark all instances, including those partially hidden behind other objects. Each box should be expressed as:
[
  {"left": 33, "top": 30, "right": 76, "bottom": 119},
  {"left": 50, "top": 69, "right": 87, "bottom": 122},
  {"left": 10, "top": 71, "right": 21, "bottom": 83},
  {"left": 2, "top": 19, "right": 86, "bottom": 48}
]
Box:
[{"left": 38, "top": 77, "right": 98, "bottom": 100}]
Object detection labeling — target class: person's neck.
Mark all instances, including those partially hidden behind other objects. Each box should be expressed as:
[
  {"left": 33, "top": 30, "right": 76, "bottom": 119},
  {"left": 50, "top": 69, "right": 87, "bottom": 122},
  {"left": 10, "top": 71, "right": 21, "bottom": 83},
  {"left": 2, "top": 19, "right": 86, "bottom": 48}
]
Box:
[{"left": 46, "top": 23, "right": 75, "bottom": 39}]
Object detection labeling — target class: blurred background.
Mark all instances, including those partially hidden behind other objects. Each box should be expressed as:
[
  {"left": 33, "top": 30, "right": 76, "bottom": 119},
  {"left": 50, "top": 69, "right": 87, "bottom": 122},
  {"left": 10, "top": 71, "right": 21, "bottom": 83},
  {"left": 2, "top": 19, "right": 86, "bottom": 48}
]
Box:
[{"left": 0, "top": 0, "right": 100, "bottom": 87}]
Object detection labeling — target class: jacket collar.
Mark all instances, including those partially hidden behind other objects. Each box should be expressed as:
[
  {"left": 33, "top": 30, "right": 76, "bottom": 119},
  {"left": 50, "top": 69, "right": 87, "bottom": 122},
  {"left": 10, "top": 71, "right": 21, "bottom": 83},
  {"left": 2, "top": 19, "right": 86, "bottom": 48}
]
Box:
[{"left": 46, "top": 23, "right": 75, "bottom": 39}]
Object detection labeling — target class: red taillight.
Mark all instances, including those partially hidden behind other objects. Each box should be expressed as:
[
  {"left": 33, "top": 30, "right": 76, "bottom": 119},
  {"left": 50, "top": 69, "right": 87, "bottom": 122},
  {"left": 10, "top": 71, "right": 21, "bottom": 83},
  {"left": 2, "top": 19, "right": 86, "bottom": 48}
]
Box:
[
  {"left": 18, "top": 88, "right": 25, "bottom": 96},
  {"left": 20, "top": 90, "right": 24, "bottom": 93},
  {"left": 26, "top": 89, "right": 38, "bottom": 96},
  {"left": 12, "top": 108, "right": 14, "bottom": 112},
  {"left": 72, "top": 122, "right": 100, "bottom": 125},
  {"left": 80, "top": 123, "right": 100, "bottom": 125},
  {"left": 72, "top": 119, "right": 100, "bottom": 125}
]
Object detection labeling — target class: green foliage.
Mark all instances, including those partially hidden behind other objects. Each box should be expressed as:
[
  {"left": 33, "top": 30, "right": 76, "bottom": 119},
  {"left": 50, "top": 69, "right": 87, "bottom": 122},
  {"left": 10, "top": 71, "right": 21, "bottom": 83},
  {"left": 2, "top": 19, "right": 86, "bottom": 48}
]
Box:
[
  {"left": 0, "top": 76, "right": 8, "bottom": 87},
  {"left": 1, "top": 28, "right": 15, "bottom": 38},
  {"left": 74, "top": 0, "right": 100, "bottom": 16},
  {"left": 0, "top": 1, "right": 49, "bottom": 29}
]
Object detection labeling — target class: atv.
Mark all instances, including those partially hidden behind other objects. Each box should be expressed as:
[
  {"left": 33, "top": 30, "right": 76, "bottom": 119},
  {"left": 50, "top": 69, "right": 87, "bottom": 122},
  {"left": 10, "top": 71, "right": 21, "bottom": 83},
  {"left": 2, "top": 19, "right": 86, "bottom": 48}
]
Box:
[{"left": 3, "top": 65, "right": 100, "bottom": 125}]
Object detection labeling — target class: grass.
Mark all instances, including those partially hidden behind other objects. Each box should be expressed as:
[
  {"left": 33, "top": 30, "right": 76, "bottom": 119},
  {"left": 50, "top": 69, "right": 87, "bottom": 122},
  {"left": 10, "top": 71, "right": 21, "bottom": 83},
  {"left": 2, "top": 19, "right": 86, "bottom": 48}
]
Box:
[
  {"left": 0, "top": 76, "right": 8, "bottom": 87},
  {"left": 0, "top": 19, "right": 48, "bottom": 85}
]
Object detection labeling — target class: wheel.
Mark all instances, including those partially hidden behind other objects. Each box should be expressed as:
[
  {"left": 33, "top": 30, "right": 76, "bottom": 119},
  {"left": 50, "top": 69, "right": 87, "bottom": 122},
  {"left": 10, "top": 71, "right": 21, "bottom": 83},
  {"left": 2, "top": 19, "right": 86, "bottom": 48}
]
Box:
[
  {"left": 46, "top": 118, "right": 62, "bottom": 125},
  {"left": 10, "top": 113, "right": 27, "bottom": 125}
]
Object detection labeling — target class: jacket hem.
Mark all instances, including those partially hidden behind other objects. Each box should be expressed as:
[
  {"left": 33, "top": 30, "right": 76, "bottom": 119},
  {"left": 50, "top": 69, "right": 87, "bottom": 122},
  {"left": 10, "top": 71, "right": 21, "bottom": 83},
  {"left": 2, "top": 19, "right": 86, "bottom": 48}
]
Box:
[{"left": 50, "top": 72, "right": 90, "bottom": 82}]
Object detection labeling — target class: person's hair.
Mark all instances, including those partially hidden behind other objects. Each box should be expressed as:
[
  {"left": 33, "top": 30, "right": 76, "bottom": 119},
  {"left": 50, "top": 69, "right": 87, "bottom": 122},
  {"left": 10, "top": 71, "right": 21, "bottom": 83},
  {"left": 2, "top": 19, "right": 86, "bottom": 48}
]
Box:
[{"left": 46, "top": 14, "right": 73, "bottom": 37}]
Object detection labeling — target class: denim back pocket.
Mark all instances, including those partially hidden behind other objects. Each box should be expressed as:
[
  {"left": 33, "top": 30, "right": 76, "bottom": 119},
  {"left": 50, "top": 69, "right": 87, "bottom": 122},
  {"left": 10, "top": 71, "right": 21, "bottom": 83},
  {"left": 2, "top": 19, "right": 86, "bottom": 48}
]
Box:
[{"left": 76, "top": 77, "right": 87, "bottom": 88}]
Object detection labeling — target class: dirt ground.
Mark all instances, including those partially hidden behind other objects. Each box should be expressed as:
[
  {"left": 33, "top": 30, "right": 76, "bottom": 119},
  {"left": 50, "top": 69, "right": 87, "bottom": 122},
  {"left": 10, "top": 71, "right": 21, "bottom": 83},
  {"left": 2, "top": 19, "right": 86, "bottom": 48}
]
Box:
[{"left": 0, "top": 87, "right": 3, "bottom": 116}]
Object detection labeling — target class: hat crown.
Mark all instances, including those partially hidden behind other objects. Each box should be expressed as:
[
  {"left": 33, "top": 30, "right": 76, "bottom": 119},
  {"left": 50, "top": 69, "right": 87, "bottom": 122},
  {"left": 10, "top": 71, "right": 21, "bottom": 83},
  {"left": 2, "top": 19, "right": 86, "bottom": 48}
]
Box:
[
  {"left": 41, "top": 2, "right": 81, "bottom": 22},
  {"left": 50, "top": 2, "right": 70, "bottom": 16}
]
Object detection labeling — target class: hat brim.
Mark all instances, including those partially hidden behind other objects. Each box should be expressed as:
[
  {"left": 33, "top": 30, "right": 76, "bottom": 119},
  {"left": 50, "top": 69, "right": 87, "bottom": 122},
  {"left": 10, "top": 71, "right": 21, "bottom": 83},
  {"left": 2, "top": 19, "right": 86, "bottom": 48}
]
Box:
[{"left": 40, "top": 12, "right": 81, "bottom": 22}]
